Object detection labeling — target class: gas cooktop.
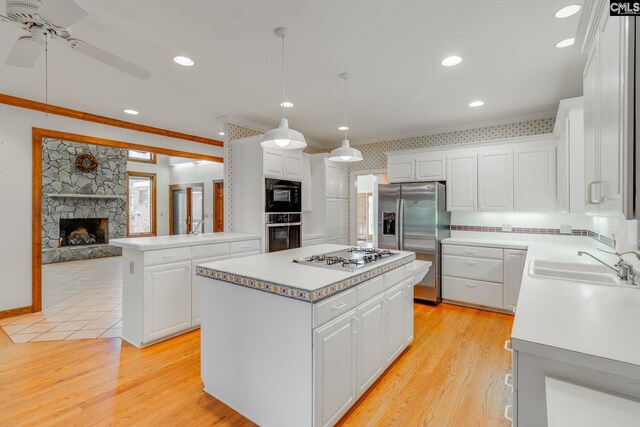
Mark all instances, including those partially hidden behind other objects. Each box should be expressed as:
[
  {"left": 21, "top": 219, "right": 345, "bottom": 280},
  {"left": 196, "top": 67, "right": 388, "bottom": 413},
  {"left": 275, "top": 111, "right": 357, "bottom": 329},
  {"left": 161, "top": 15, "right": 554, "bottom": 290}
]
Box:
[{"left": 293, "top": 247, "right": 397, "bottom": 272}]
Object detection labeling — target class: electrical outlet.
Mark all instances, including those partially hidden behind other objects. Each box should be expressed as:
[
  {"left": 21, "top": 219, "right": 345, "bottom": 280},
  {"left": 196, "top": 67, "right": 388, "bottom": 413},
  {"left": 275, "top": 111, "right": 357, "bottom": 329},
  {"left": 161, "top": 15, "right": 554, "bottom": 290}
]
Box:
[
  {"left": 560, "top": 224, "right": 572, "bottom": 235},
  {"left": 502, "top": 224, "right": 512, "bottom": 232}
]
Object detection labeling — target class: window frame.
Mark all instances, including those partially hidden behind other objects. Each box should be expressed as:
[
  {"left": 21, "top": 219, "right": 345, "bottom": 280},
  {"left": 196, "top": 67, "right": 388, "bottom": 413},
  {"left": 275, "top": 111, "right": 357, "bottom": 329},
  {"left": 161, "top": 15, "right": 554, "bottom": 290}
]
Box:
[
  {"left": 126, "top": 171, "right": 157, "bottom": 238},
  {"left": 127, "top": 149, "right": 157, "bottom": 164}
]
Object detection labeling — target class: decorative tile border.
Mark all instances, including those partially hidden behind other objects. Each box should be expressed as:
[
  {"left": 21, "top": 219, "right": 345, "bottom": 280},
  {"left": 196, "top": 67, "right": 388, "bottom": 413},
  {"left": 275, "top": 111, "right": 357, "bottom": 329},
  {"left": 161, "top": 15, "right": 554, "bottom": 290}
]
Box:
[
  {"left": 450, "top": 225, "right": 615, "bottom": 248},
  {"left": 196, "top": 253, "right": 416, "bottom": 303}
]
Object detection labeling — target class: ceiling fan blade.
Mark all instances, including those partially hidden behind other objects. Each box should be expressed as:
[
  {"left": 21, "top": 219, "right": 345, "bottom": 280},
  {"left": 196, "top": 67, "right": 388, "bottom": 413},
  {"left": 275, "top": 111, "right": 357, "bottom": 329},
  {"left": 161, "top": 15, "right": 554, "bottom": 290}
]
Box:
[
  {"left": 68, "top": 39, "right": 151, "bottom": 80},
  {"left": 37, "top": 0, "right": 88, "bottom": 28},
  {"left": 1, "top": 14, "right": 29, "bottom": 30},
  {"left": 6, "top": 36, "right": 43, "bottom": 67}
]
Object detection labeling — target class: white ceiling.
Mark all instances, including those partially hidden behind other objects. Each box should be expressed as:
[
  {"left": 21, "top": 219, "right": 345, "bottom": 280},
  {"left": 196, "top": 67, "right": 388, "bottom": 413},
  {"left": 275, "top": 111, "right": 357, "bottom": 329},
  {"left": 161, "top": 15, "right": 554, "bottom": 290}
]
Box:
[{"left": 0, "top": 0, "right": 586, "bottom": 147}]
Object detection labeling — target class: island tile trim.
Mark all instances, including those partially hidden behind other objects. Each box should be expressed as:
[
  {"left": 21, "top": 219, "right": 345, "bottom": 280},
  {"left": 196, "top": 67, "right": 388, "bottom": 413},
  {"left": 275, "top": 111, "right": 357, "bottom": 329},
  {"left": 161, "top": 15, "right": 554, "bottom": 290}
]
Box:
[{"left": 196, "top": 253, "right": 416, "bottom": 303}]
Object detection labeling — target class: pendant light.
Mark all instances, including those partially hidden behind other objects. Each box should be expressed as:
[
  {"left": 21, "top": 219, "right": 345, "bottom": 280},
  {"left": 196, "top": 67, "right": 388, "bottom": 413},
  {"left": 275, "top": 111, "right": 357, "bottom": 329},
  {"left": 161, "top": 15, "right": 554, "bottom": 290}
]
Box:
[
  {"left": 261, "top": 27, "right": 307, "bottom": 150},
  {"left": 329, "top": 73, "right": 363, "bottom": 162}
]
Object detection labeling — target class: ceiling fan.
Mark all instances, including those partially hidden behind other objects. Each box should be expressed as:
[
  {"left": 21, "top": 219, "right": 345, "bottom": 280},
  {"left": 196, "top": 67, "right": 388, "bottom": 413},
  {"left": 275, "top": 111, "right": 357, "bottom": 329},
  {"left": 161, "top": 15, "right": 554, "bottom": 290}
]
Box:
[{"left": 0, "top": 0, "right": 151, "bottom": 79}]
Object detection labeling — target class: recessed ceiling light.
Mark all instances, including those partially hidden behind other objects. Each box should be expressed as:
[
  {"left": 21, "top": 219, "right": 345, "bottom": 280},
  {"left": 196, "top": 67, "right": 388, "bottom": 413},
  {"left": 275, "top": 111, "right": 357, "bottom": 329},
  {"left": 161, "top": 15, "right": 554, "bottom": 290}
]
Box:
[
  {"left": 124, "top": 109, "right": 139, "bottom": 115},
  {"left": 555, "top": 4, "right": 581, "bottom": 18},
  {"left": 218, "top": 132, "right": 225, "bottom": 136},
  {"left": 468, "top": 101, "right": 485, "bottom": 108},
  {"left": 441, "top": 56, "right": 463, "bottom": 67},
  {"left": 173, "top": 56, "right": 195, "bottom": 66},
  {"left": 280, "top": 101, "right": 294, "bottom": 108},
  {"left": 555, "top": 38, "right": 575, "bottom": 48},
  {"left": 338, "top": 126, "right": 349, "bottom": 131}
]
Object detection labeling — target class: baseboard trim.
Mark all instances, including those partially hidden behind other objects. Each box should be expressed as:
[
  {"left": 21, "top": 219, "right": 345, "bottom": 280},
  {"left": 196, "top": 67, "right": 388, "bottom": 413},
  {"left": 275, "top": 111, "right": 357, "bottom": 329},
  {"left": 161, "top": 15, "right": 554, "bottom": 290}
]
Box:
[{"left": 0, "top": 305, "right": 33, "bottom": 319}]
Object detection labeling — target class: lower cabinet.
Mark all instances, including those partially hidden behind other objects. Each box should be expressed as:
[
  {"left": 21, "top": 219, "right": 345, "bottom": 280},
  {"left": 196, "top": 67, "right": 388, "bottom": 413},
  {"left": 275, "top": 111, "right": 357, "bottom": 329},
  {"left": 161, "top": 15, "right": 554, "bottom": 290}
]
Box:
[
  {"left": 504, "top": 249, "right": 527, "bottom": 311},
  {"left": 143, "top": 261, "right": 192, "bottom": 343},
  {"left": 385, "top": 282, "right": 405, "bottom": 364},
  {"left": 356, "top": 294, "right": 386, "bottom": 396},
  {"left": 402, "top": 278, "right": 414, "bottom": 345}
]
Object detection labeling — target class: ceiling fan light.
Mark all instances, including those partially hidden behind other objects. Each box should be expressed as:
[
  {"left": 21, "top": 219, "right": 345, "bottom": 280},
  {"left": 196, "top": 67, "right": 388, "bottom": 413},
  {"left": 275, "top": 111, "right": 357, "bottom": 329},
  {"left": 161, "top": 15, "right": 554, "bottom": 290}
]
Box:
[
  {"left": 328, "top": 139, "right": 363, "bottom": 162},
  {"left": 261, "top": 118, "right": 307, "bottom": 149}
]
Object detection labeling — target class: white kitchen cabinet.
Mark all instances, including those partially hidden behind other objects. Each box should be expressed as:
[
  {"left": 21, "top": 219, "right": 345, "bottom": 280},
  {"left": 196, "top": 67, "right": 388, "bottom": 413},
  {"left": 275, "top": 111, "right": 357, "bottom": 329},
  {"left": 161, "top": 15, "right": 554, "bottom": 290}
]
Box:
[
  {"left": 309, "top": 155, "right": 350, "bottom": 245},
  {"left": 446, "top": 153, "right": 477, "bottom": 211},
  {"left": 402, "top": 278, "right": 414, "bottom": 345},
  {"left": 303, "top": 154, "right": 312, "bottom": 211},
  {"left": 384, "top": 282, "right": 405, "bottom": 365},
  {"left": 262, "top": 147, "right": 303, "bottom": 180},
  {"left": 415, "top": 153, "right": 446, "bottom": 181},
  {"left": 326, "top": 198, "right": 338, "bottom": 244},
  {"left": 504, "top": 249, "right": 526, "bottom": 311},
  {"left": 477, "top": 149, "right": 514, "bottom": 211},
  {"left": 555, "top": 98, "right": 585, "bottom": 214},
  {"left": 326, "top": 162, "right": 339, "bottom": 198},
  {"left": 143, "top": 261, "right": 192, "bottom": 343},
  {"left": 387, "top": 155, "right": 415, "bottom": 183},
  {"left": 337, "top": 199, "right": 349, "bottom": 245},
  {"left": 514, "top": 146, "right": 556, "bottom": 212},
  {"left": 313, "top": 309, "right": 358, "bottom": 427},
  {"left": 356, "top": 294, "right": 386, "bottom": 396},
  {"left": 337, "top": 168, "right": 349, "bottom": 199}
]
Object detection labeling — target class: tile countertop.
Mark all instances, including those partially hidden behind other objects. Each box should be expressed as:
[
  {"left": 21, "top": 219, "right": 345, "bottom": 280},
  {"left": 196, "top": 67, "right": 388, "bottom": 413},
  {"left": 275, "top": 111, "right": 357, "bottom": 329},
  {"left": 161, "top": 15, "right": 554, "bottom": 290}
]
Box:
[
  {"left": 110, "top": 232, "right": 261, "bottom": 251},
  {"left": 442, "top": 235, "right": 640, "bottom": 368},
  {"left": 196, "top": 244, "right": 417, "bottom": 303}
]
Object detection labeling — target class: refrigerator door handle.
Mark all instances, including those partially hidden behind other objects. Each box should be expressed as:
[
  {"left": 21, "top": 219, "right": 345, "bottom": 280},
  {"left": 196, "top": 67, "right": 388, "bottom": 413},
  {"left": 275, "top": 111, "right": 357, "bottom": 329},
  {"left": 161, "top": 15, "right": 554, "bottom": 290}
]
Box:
[
  {"left": 399, "top": 199, "right": 405, "bottom": 250},
  {"left": 395, "top": 198, "right": 401, "bottom": 250}
]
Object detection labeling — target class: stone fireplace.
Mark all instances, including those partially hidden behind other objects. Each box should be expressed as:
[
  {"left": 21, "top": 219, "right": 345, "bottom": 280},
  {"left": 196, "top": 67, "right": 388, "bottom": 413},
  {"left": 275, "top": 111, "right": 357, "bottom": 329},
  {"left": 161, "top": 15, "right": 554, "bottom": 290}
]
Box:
[{"left": 42, "top": 139, "right": 127, "bottom": 264}]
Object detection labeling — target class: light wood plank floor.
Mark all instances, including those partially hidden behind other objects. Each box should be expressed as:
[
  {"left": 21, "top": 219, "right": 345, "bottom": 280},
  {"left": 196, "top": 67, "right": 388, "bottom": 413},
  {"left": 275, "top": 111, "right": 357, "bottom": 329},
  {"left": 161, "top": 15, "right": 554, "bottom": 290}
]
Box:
[{"left": 0, "top": 303, "right": 513, "bottom": 426}]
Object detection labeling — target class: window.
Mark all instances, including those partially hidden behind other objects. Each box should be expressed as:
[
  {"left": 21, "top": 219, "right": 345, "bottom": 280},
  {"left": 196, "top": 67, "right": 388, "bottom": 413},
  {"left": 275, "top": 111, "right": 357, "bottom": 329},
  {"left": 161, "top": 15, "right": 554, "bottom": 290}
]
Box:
[
  {"left": 127, "top": 172, "right": 156, "bottom": 237},
  {"left": 127, "top": 149, "right": 156, "bottom": 164}
]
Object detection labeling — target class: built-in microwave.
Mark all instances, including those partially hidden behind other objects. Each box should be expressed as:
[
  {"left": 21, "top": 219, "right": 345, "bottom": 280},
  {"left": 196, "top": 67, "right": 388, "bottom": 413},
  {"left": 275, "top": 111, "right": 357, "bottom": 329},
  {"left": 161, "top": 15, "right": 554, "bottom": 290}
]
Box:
[{"left": 265, "top": 178, "right": 301, "bottom": 213}]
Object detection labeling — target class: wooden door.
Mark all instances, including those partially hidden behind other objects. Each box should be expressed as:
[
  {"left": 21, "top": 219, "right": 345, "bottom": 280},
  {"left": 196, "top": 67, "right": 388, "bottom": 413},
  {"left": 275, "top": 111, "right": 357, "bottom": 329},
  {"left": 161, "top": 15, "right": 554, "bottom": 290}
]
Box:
[
  {"left": 356, "top": 193, "right": 367, "bottom": 240},
  {"left": 214, "top": 181, "right": 224, "bottom": 232}
]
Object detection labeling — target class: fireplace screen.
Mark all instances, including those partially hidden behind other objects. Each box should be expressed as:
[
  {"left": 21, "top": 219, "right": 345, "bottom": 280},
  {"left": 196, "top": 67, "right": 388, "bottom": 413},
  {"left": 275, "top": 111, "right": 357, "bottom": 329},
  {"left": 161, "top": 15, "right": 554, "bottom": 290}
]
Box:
[{"left": 59, "top": 218, "right": 109, "bottom": 247}]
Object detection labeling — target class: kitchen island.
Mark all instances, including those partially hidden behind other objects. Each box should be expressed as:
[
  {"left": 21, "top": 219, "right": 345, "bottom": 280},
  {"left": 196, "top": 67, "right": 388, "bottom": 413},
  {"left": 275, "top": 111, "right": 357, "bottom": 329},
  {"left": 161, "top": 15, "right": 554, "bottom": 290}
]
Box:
[
  {"left": 110, "top": 232, "right": 261, "bottom": 348},
  {"left": 196, "top": 244, "right": 426, "bottom": 427}
]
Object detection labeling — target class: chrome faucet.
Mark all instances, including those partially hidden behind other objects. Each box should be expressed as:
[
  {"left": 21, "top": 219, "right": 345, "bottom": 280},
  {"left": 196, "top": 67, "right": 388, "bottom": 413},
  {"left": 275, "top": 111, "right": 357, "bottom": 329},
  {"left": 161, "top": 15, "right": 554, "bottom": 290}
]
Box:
[
  {"left": 190, "top": 220, "right": 202, "bottom": 236},
  {"left": 577, "top": 250, "right": 637, "bottom": 285}
]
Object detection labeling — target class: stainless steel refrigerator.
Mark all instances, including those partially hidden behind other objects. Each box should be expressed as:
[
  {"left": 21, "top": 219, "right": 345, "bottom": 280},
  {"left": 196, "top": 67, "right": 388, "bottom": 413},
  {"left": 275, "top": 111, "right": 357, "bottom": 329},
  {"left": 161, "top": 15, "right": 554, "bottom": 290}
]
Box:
[{"left": 378, "top": 182, "right": 450, "bottom": 303}]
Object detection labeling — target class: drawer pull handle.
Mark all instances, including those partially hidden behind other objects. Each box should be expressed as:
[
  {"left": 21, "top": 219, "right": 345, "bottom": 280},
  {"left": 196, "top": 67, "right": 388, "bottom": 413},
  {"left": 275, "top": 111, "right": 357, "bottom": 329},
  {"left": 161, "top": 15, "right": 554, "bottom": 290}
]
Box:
[
  {"left": 504, "top": 339, "right": 513, "bottom": 353},
  {"left": 504, "top": 405, "right": 513, "bottom": 422},
  {"left": 352, "top": 318, "right": 359, "bottom": 335},
  {"left": 465, "top": 282, "right": 477, "bottom": 288},
  {"left": 505, "top": 373, "right": 513, "bottom": 388},
  {"left": 332, "top": 302, "right": 347, "bottom": 310},
  {"left": 465, "top": 261, "right": 477, "bottom": 266},
  {"left": 163, "top": 255, "right": 177, "bottom": 259}
]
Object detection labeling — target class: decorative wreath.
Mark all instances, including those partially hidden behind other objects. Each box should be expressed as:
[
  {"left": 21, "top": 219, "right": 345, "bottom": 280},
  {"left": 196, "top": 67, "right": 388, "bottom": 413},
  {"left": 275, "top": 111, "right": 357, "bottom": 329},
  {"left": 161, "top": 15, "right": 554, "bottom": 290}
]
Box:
[{"left": 75, "top": 153, "right": 98, "bottom": 173}]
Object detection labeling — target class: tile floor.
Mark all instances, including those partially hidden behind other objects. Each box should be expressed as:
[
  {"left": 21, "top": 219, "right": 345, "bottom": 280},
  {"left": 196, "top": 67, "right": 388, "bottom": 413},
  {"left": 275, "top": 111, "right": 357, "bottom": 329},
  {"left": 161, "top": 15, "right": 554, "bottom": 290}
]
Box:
[{"left": 1, "top": 256, "right": 122, "bottom": 343}]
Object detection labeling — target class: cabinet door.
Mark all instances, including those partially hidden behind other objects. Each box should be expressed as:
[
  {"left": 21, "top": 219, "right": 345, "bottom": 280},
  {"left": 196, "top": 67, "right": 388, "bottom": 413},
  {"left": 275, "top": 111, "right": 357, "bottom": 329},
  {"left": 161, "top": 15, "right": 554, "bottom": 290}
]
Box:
[
  {"left": 356, "top": 294, "right": 385, "bottom": 397},
  {"left": 446, "top": 153, "right": 477, "bottom": 211},
  {"left": 514, "top": 146, "right": 556, "bottom": 212},
  {"left": 302, "top": 156, "right": 312, "bottom": 211},
  {"left": 143, "top": 261, "right": 192, "bottom": 343},
  {"left": 583, "top": 36, "right": 600, "bottom": 214},
  {"left": 478, "top": 149, "right": 514, "bottom": 211},
  {"left": 385, "top": 283, "right": 405, "bottom": 365},
  {"left": 313, "top": 310, "right": 358, "bottom": 427},
  {"left": 415, "top": 154, "right": 445, "bottom": 181},
  {"left": 337, "top": 199, "right": 348, "bottom": 245},
  {"left": 192, "top": 255, "right": 229, "bottom": 326},
  {"left": 263, "top": 148, "right": 285, "bottom": 178},
  {"left": 504, "top": 249, "right": 527, "bottom": 311},
  {"left": 597, "top": 13, "right": 623, "bottom": 215},
  {"left": 337, "top": 168, "right": 349, "bottom": 199},
  {"left": 284, "top": 151, "right": 303, "bottom": 180},
  {"left": 387, "top": 156, "right": 414, "bottom": 183},
  {"left": 402, "top": 279, "right": 414, "bottom": 345},
  {"left": 326, "top": 162, "right": 339, "bottom": 198},
  {"left": 326, "top": 198, "right": 338, "bottom": 242}
]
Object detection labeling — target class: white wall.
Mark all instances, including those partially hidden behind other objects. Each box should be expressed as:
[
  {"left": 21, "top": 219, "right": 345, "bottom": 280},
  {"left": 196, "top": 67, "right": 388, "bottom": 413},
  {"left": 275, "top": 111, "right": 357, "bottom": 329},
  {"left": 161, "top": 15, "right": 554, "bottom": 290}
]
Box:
[
  {"left": 127, "top": 155, "right": 172, "bottom": 236},
  {"left": 0, "top": 104, "right": 222, "bottom": 311},
  {"left": 169, "top": 160, "right": 224, "bottom": 232}
]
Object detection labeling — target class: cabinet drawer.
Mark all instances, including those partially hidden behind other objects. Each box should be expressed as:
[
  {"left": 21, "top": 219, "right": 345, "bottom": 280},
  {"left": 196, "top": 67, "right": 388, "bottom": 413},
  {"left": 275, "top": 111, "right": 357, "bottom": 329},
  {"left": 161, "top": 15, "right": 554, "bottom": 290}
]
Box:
[
  {"left": 442, "top": 276, "right": 503, "bottom": 308},
  {"left": 229, "top": 239, "right": 261, "bottom": 254},
  {"left": 442, "top": 255, "right": 504, "bottom": 283},
  {"left": 192, "top": 254, "right": 229, "bottom": 270},
  {"left": 144, "top": 247, "right": 192, "bottom": 266},
  {"left": 356, "top": 276, "right": 384, "bottom": 305},
  {"left": 192, "top": 242, "right": 230, "bottom": 259},
  {"left": 384, "top": 267, "right": 405, "bottom": 289},
  {"left": 442, "top": 244, "right": 503, "bottom": 260},
  {"left": 313, "top": 288, "right": 357, "bottom": 328},
  {"left": 229, "top": 250, "right": 260, "bottom": 259}
]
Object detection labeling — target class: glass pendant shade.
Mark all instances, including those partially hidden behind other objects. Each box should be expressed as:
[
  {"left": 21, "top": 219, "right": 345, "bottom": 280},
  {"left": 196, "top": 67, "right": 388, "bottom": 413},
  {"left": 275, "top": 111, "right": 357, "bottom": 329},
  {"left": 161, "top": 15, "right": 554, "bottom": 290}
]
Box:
[
  {"left": 328, "top": 139, "right": 363, "bottom": 162},
  {"left": 261, "top": 118, "right": 307, "bottom": 149}
]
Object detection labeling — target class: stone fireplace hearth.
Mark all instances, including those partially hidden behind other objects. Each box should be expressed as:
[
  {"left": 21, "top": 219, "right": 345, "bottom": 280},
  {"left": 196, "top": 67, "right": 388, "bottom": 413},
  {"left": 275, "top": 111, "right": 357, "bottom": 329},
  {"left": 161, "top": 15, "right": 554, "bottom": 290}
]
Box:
[{"left": 42, "top": 139, "right": 127, "bottom": 264}]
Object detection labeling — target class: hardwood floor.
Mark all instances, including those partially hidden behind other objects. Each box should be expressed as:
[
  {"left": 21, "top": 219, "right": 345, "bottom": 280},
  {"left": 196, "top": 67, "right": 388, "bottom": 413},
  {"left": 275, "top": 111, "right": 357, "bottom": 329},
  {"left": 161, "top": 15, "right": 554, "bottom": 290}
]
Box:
[{"left": 0, "top": 303, "right": 513, "bottom": 426}]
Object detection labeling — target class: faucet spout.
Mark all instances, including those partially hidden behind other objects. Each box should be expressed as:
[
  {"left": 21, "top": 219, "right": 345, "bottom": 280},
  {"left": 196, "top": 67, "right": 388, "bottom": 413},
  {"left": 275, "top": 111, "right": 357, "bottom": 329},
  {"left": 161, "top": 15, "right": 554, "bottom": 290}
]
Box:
[{"left": 577, "top": 251, "right": 617, "bottom": 273}]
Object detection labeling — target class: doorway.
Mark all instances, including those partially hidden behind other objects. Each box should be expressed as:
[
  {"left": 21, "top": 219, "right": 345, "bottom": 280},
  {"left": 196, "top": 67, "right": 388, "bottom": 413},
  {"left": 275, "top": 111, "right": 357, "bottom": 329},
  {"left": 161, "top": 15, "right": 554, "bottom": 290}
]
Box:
[
  {"left": 355, "top": 173, "right": 388, "bottom": 247},
  {"left": 214, "top": 181, "right": 224, "bottom": 232},
  {"left": 169, "top": 183, "right": 205, "bottom": 235}
]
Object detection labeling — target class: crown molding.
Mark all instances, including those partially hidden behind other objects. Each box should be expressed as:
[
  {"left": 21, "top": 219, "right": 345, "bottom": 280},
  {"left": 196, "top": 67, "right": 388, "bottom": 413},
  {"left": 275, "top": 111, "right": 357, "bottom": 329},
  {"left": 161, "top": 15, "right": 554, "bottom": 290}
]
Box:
[
  {"left": 350, "top": 110, "right": 557, "bottom": 147},
  {"left": 553, "top": 96, "right": 584, "bottom": 135},
  {"left": 575, "top": 0, "right": 604, "bottom": 53}
]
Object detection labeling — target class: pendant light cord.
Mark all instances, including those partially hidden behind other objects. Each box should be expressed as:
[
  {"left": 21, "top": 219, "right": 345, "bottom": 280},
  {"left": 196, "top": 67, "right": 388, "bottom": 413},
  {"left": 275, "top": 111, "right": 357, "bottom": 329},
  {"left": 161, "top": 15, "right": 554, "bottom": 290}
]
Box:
[
  {"left": 281, "top": 34, "right": 286, "bottom": 119},
  {"left": 343, "top": 76, "right": 348, "bottom": 141}
]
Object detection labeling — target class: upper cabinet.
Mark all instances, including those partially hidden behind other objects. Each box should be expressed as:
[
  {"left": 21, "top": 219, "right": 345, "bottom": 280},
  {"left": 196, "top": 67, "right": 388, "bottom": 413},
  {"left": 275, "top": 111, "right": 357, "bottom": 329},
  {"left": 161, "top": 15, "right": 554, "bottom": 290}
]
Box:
[
  {"left": 555, "top": 97, "right": 585, "bottom": 214},
  {"left": 388, "top": 153, "right": 445, "bottom": 183},
  {"left": 579, "top": 3, "right": 634, "bottom": 218},
  {"left": 477, "top": 149, "right": 514, "bottom": 211},
  {"left": 514, "top": 146, "right": 556, "bottom": 212},
  {"left": 387, "top": 155, "right": 415, "bottom": 183},
  {"left": 415, "top": 154, "right": 446, "bottom": 181},
  {"left": 446, "top": 153, "right": 477, "bottom": 211},
  {"left": 262, "top": 148, "right": 303, "bottom": 181},
  {"left": 302, "top": 154, "right": 312, "bottom": 211}
]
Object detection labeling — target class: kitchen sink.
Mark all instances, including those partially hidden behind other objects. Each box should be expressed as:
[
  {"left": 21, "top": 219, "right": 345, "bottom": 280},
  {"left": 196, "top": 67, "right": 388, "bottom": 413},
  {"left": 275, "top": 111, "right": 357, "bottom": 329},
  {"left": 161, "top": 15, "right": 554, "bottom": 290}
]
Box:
[{"left": 528, "top": 259, "right": 630, "bottom": 287}]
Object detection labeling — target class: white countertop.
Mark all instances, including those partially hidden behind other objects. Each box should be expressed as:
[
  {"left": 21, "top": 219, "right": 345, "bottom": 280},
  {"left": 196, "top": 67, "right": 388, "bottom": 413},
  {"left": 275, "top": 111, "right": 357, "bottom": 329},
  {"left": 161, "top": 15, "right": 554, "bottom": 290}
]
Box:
[
  {"left": 197, "top": 244, "right": 416, "bottom": 302},
  {"left": 443, "top": 235, "right": 640, "bottom": 367},
  {"left": 110, "top": 232, "right": 261, "bottom": 251}
]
